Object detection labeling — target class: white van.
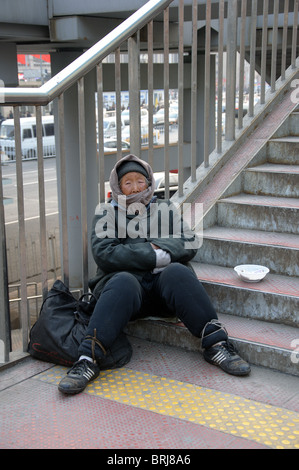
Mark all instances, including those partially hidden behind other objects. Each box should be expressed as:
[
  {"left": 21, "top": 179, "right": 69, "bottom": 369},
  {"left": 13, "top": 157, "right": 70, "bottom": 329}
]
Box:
[{"left": 0, "top": 115, "right": 55, "bottom": 160}]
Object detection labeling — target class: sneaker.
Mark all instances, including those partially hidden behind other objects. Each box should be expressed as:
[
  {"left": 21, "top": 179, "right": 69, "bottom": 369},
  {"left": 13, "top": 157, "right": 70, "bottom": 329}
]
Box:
[
  {"left": 203, "top": 341, "right": 251, "bottom": 376},
  {"left": 58, "top": 359, "right": 100, "bottom": 395}
]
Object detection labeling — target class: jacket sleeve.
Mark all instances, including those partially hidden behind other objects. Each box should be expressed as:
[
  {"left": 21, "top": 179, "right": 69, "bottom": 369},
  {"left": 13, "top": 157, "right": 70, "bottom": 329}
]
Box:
[
  {"left": 148, "top": 200, "right": 199, "bottom": 263},
  {"left": 90, "top": 204, "right": 156, "bottom": 273}
]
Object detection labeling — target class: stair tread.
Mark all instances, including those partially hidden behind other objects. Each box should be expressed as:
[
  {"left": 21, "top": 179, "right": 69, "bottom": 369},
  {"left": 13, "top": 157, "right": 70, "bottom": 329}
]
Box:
[
  {"left": 218, "top": 193, "right": 299, "bottom": 208},
  {"left": 133, "top": 313, "right": 297, "bottom": 352},
  {"left": 214, "top": 313, "right": 297, "bottom": 351},
  {"left": 191, "top": 262, "right": 299, "bottom": 297},
  {"left": 203, "top": 226, "right": 299, "bottom": 249},
  {"left": 246, "top": 163, "right": 299, "bottom": 174}
]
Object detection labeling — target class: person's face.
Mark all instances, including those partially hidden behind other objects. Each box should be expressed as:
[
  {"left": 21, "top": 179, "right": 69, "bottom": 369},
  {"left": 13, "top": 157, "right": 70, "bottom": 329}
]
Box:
[{"left": 120, "top": 172, "right": 148, "bottom": 195}]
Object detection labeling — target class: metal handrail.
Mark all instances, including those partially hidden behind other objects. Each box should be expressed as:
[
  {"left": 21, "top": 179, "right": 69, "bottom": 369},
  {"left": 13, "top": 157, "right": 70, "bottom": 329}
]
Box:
[{"left": 0, "top": 0, "right": 173, "bottom": 106}]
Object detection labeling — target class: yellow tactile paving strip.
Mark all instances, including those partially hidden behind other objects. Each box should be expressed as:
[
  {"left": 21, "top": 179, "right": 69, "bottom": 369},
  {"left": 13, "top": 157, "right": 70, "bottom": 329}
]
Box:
[{"left": 36, "top": 366, "right": 299, "bottom": 449}]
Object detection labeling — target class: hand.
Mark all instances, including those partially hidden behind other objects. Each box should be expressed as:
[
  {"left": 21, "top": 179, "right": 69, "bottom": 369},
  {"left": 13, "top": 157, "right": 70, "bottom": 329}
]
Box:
[{"left": 150, "top": 243, "right": 160, "bottom": 250}]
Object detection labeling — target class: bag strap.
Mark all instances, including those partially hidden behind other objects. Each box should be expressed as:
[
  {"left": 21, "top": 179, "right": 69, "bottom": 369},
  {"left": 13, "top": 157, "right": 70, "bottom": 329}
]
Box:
[
  {"left": 85, "top": 328, "right": 107, "bottom": 362},
  {"left": 79, "top": 292, "right": 97, "bottom": 303}
]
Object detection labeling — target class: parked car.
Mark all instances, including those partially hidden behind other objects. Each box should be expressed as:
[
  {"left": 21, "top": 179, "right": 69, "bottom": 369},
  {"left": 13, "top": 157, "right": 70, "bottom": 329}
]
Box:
[
  {"left": 153, "top": 108, "right": 178, "bottom": 126},
  {"left": 122, "top": 125, "right": 159, "bottom": 146},
  {"left": 103, "top": 138, "right": 130, "bottom": 153},
  {"left": 153, "top": 171, "right": 178, "bottom": 199},
  {"left": 103, "top": 117, "right": 125, "bottom": 138},
  {"left": 121, "top": 108, "right": 149, "bottom": 125}
]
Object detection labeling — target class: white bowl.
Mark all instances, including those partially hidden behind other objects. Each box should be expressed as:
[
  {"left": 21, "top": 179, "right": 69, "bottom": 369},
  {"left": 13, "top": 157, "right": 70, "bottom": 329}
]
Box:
[{"left": 234, "top": 264, "right": 269, "bottom": 282}]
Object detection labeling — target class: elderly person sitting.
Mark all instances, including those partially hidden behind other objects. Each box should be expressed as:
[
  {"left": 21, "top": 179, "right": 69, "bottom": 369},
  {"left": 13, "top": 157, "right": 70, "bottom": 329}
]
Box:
[{"left": 58, "top": 154, "right": 250, "bottom": 395}]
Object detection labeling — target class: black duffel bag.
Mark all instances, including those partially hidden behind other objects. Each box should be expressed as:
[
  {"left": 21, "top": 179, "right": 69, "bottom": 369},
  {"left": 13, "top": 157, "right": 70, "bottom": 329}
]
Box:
[{"left": 28, "top": 279, "right": 132, "bottom": 369}]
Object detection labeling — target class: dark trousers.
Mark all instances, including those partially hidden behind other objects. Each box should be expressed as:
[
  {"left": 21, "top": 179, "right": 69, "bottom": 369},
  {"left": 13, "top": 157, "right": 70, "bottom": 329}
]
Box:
[{"left": 78, "top": 263, "right": 228, "bottom": 361}]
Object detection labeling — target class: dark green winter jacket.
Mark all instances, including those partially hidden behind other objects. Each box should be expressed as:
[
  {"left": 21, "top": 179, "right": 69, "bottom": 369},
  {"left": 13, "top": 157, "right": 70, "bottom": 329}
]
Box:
[{"left": 88, "top": 198, "right": 199, "bottom": 298}]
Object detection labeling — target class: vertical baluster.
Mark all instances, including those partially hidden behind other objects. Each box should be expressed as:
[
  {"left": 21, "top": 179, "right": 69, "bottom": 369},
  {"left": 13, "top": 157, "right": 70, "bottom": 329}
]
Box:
[
  {"left": 249, "top": 0, "right": 257, "bottom": 117},
  {"left": 260, "top": 0, "right": 269, "bottom": 104},
  {"left": 164, "top": 6, "right": 170, "bottom": 198},
  {"left": 281, "top": 0, "right": 289, "bottom": 81},
  {"left": 204, "top": 0, "right": 211, "bottom": 164},
  {"left": 178, "top": 0, "right": 184, "bottom": 194},
  {"left": 96, "top": 63, "right": 105, "bottom": 203},
  {"left": 78, "top": 77, "right": 88, "bottom": 292},
  {"left": 0, "top": 148, "right": 10, "bottom": 361},
  {"left": 226, "top": 0, "right": 238, "bottom": 138},
  {"left": 291, "top": 0, "right": 299, "bottom": 69},
  {"left": 14, "top": 106, "right": 28, "bottom": 351},
  {"left": 36, "top": 105, "right": 48, "bottom": 299},
  {"left": 148, "top": 20, "right": 154, "bottom": 169},
  {"left": 191, "top": 0, "right": 198, "bottom": 178},
  {"left": 270, "top": 0, "right": 279, "bottom": 93},
  {"left": 238, "top": 0, "right": 247, "bottom": 129},
  {"left": 115, "top": 48, "right": 122, "bottom": 160},
  {"left": 128, "top": 33, "right": 141, "bottom": 156},
  {"left": 216, "top": 0, "right": 224, "bottom": 150},
  {"left": 57, "top": 94, "right": 69, "bottom": 287}
]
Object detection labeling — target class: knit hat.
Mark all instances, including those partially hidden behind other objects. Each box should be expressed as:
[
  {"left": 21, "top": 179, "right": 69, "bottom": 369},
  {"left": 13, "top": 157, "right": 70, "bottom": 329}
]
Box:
[
  {"left": 117, "top": 160, "right": 149, "bottom": 181},
  {"left": 109, "top": 154, "right": 155, "bottom": 208}
]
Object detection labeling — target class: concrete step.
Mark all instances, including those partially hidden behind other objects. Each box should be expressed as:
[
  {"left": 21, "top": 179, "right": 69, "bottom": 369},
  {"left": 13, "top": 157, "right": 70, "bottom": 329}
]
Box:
[
  {"left": 217, "top": 193, "right": 299, "bottom": 234},
  {"left": 273, "top": 112, "right": 299, "bottom": 137},
  {"left": 195, "top": 226, "right": 299, "bottom": 277},
  {"left": 125, "top": 312, "right": 299, "bottom": 377},
  {"left": 244, "top": 163, "right": 299, "bottom": 198},
  {"left": 191, "top": 262, "right": 299, "bottom": 327},
  {"left": 267, "top": 136, "right": 299, "bottom": 165}
]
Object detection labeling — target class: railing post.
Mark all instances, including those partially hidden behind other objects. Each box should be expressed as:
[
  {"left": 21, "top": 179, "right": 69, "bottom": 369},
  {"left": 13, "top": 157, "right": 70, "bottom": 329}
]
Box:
[
  {"left": 128, "top": 32, "right": 141, "bottom": 156},
  {"left": 0, "top": 161, "right": 11, "bottom": 362},
  {"left": 225, "top": 0, "right": 238, "bottom": 141}
]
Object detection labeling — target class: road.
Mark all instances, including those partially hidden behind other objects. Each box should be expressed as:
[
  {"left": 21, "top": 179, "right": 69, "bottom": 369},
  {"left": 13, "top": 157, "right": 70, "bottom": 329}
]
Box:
[{"left": 2, "top": 157, "right": 59, "bottom": 241}]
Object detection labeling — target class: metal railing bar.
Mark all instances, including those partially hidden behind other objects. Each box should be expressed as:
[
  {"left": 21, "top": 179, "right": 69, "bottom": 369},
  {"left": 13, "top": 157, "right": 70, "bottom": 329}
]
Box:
[
  {"left": 178, "top": 0, "right": 184, "bottom": 193},
  {"left": 164, "top": 6, "right": 170, "bottom": 199},
  {"left": 260, "top": 0, "right": 269, "bottom": 104},
  {"left": 57, "top": 94, "right": 69, "bottom": 286},
  {"left": 1, "top": 0, "right": 173, "bottom": 106},
  {"left": 78, "top": 77, "right": 89, "bottom": 292},
  {"left": 14, "top": 106, "right": 29, "bottom": 351},
  {"left": 96, "top": 63, "right": 105, "bottom": 203},
  {"left": 128, "top": 33, "right": 141, "bottom": 156},
  {"left": 203, "top": 0, "right": 211, "bottom": 167},
  {"left": 249, "top": 0, "right": 257, "bottom": 117},
  {"left": 36, "top": 105, "right": 49, "bottom": 299},
  {"left": 147, "top": 20, "right": 154, "bottom": 169},
  {"left": 0, "top": 153, "right": 11, "bottom": 361},
  {"left": 225, "top": 0, "right": 237, "bottom": 140},
  {"left": 237, "top": 0, "right": 247, "bottom": 129},
  {"left": 216, "top": 0, "right": 224, "bottom": 152},
  {"left": 270, "top": 0, "right": 279, "bottom": 93},
  {"left": 291, "top": 0, "right": 299, "bottom": 69},
  {"left": 191, "top": 0, "right": 198, "bottom": 178},
  {"left": 281, "top": 0, "right": 289, "bottom": 81},
  {"left": 115, "top": 48, "right": 122, "bottom": 161}
]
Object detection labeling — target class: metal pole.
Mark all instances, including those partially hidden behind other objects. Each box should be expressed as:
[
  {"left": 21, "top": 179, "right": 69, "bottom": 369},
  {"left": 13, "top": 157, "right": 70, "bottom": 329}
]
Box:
[
  {"left": 128, "top": 33, "right": 141, "bottom": 156},
  {"left": 191, "top": 0, "right": 198, "bottom": 177},
  {"left": 78, "top": 77, "right": 88, "bottom": 292},
  {"left": 0, "top": 155, "right": 11, "bottom": 362},
  {"left": 225, "top": 0, "right": 238, "bottom": 140},
  {"left": 204, "top": 0, "right": 211, "bottom": 165}
]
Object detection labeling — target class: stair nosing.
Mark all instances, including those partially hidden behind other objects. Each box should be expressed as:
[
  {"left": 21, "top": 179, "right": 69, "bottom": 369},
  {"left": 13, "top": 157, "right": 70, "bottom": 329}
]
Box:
[
  {"left": 202, "top": 226, "right": 299, "bottom": 249},
  {"left": 245, "top": 163, "right": 299, "bottom": 175},
  {"left": 191, "top": 262, "right": 299, "bottom": 298},
  {"left": 218, "top": 193, "right": 299, "bottom": 209}
]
